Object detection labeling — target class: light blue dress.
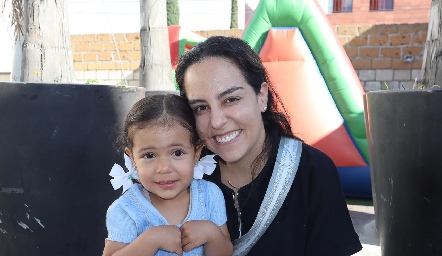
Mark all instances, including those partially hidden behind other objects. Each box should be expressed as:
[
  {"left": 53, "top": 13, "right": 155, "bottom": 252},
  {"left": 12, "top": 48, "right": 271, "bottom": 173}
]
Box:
[{"left": 106, "top": 179, "right": 227, "bottom": 256}]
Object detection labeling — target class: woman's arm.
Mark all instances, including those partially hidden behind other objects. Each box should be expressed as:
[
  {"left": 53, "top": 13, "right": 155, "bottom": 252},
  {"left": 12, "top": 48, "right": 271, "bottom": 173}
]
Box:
[
  {"left": 102, "top": 225, "right": 184, "bottom": 256},
  {"left": 303, "top": 144, "right": 363, "bottom": 255},
  {"left": 180, "top": 221, "right": 233, "bottom": 256}
]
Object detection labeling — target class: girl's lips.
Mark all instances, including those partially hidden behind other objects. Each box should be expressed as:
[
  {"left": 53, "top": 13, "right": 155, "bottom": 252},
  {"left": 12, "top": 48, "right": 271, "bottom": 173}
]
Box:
[
  {"left": 155, "top": 180, "right": 177, "bottom": 189},
  {"left": 214, "top": 130, "right": 241, "bottom": 144}
]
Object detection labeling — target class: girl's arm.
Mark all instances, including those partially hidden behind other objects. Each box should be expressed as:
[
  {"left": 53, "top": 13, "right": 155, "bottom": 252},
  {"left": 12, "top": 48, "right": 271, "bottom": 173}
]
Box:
[
  {"left": 102, "top": 225, "right": 183, "bottom": 256},
  {"left": 180, "top": 221, "right": 233, "bottom": 256},
  {"left": 207, "top": 223, "right": 233, "bottom": 256}
]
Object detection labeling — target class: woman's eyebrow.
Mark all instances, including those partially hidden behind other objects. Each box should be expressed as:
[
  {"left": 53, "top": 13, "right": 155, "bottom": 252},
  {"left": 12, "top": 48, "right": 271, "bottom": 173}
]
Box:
[
  {"left": 187, "top": 86, "right": 244, "bottom": 105},
  {"left": 188, "top": 98, "right": 205, "bottom": 105},
  {"left": 218, "top": 86, "right": 244, "bottom": 99}
]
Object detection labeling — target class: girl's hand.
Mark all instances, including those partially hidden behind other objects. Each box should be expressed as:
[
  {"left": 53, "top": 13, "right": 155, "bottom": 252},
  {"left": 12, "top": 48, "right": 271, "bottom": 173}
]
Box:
[
  {"left": 180, "top": 220, "right": 214, "bottom": 251},
  {"left": 147, "top": 225, "right": 183, "bottom": 255},
  {"left": 180, "top": 221, "right": 233, "bottom": 256}
]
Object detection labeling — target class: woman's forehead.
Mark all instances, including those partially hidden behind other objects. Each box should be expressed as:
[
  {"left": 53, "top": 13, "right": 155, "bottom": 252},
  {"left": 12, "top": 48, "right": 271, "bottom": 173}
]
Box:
[{"left": 184, "top": 58, "right": 248, "bottom": 96}]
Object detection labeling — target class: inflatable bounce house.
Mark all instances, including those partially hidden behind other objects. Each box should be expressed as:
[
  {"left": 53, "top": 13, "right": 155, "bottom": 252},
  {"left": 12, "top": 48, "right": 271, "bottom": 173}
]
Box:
[{"left": 167, "top": 0, "right": 371, "bottom": 198}]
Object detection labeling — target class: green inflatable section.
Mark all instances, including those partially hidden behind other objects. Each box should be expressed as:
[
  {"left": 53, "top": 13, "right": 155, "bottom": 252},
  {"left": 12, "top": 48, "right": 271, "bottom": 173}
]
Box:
[{"left": 242, "top": 0, "right": 368, "bottom": 161}]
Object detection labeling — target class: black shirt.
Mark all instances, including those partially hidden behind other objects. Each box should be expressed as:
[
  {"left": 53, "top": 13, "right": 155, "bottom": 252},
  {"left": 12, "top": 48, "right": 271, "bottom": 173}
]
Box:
[{"left": 204, "top": 138, "right": 362, "bottom": 255}]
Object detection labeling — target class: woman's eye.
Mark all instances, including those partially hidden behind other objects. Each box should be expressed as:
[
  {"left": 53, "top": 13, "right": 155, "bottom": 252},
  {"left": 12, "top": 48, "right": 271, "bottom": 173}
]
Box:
[
  {"left": 143, "top": 153, "right": 155, "bottom": 159},
  {"left": 172, "top": 149, "right": 185, "bottom": 157},
  {"left": 194, "top": 105, "right": 208, "bottom": 114},
  {"left": 225, "top": 97, "right": 240, "bottom": 104}
]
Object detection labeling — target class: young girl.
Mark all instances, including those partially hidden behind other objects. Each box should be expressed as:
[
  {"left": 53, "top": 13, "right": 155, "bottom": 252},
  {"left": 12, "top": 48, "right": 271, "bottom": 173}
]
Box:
[{"left": 102, "top": 94, "right": 233, "bottom": 256}]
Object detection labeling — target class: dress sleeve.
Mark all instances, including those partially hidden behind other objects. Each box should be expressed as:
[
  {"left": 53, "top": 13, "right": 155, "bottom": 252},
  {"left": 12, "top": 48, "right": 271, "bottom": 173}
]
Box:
[
  {"left": 303, "top": 146, "right": 362, "bottom": 256},
  {"left": 204, "top": 181, "right": 228, "bottom": 227},
  {"left": 106, "top": 201, "right": 138, "bottom": 244}
]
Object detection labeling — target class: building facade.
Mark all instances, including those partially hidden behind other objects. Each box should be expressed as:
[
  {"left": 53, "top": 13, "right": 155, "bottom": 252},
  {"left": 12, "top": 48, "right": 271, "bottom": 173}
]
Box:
[{"left": 327, "top": 0, "right": 430, "bottom": 25}]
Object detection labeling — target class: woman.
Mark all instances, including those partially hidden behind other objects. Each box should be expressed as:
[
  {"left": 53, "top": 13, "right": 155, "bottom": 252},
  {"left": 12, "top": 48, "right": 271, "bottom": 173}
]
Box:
[{"left": 175, "top": 36, "right": 362, "bottom": 255}]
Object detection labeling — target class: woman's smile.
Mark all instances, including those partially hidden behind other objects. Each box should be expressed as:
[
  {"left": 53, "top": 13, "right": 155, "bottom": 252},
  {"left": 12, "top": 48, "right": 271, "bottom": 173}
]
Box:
[{"left": 214, "top": 130, "right": 242, "bottom": 144}]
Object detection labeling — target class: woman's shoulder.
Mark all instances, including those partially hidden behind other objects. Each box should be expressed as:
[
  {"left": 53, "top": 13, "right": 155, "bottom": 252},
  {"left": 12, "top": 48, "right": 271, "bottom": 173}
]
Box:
[
  {"left": 293, "top": 141, "right": 340, "bottom": 184},
  {"left": 278, "top": 137, "right": 338, "bottom": 179},
  {"left": 301, "top": 142, "right": 332, "bottom": 160},
  {"left": 294, "top": 141, "right": 334, "bottom": 166},
  {"left": 280, "top": 137, "right": 334, "bottom": 165}
]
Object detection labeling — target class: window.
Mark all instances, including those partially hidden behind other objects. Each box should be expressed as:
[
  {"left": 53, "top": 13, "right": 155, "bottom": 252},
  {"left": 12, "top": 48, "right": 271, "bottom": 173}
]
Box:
[
  {"left": 370, "top": 0, "right": 394, "bottom": 11},
  {"left": 332, "top": 0, "right": 353, "bottom": 13}
]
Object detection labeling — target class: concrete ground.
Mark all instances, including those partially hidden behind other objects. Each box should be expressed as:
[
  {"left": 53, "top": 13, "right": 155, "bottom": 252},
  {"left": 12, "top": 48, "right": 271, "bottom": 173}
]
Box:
[{"left": 346, "top": 198, "right": 381, "bottom": 256}]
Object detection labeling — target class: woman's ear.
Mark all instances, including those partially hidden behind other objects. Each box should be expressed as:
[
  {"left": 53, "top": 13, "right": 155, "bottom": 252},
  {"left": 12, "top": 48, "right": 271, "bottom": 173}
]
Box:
[
  {"left": 194, "top": 143, "right": 204, "bottom": 164},
  {"left": 259, "top": 82, "right": 269, "bottom": 111}
]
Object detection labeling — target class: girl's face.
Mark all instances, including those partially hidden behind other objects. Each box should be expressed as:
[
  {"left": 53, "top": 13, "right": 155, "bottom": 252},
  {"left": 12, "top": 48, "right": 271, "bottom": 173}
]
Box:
[
  {"left": 183, "top": 57, "right": 268, "bottom": 167},
  {"left": 127, "top": 121, "right": 199, "bottom": 202}
]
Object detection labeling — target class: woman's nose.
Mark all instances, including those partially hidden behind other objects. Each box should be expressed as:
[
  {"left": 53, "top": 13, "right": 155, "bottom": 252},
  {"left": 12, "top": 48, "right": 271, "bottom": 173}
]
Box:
[{"left": 210, "top": 106, "right": 228, "bottom": 129}]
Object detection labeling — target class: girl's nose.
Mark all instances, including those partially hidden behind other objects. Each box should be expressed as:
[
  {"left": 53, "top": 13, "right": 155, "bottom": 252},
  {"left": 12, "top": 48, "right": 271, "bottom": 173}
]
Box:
[
  {"left": 210, "top": 106, "right": 228, "bottom": 129},
  {"left": 156, "top": 157, "right": 172, "bottom": 174}
]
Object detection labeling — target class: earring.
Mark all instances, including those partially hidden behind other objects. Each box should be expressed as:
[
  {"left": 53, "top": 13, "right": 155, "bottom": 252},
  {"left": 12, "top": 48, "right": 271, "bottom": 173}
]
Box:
[{"left": 263, "top": 106, "right": 267, "bottom": 112}]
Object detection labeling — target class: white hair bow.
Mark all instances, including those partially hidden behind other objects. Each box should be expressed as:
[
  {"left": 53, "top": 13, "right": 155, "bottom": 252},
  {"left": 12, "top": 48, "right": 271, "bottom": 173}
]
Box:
[
  {"left": 109, "top": 154, "right": 139, "bottom": 194},
  {"left": 193, "top": 155, "right": 217, "bottom": 179},
  {"left": 109, "top": 154, "right": 216, "bottom": 193}
]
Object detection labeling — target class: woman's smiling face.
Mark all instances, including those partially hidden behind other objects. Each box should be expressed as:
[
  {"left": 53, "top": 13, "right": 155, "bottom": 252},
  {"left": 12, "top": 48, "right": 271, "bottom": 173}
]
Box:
[{"left": 183, "top": 57, "right": 268, "bottom": 166}]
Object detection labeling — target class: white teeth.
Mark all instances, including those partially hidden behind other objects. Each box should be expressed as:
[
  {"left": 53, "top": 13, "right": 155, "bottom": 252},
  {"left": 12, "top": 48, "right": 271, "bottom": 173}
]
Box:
[{"left": 216, "top": 130, "right": 240, "bottom": 143}]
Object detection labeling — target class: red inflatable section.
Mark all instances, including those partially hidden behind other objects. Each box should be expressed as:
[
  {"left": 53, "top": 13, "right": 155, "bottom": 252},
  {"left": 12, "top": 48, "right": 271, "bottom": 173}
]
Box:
[
  {"left": 168, "top": 25, "right": 181, "bottom": 69},
  {"left": 168, "top": 25, "right": 205, "bottom": 70},
  {"left": 260, "top": 28, "right": 366, "bottom": 167}
]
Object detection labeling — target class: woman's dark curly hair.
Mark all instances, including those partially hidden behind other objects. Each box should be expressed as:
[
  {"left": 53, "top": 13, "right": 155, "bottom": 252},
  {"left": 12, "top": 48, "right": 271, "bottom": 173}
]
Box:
[{"left": 175, "top": 36, "right": 299, "bottom": 173}]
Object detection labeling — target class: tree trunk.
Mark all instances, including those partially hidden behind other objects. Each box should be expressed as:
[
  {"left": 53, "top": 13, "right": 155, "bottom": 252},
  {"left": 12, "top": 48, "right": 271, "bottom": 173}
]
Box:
[
  {"left": 20, "top": 0, "right": 75, "bottom": 83},
  {"left": 140, "top": 0, "right": 174, "bottom": 90},
  {"left": 421, "top": 0, "right": 442, "bottom": 87}
]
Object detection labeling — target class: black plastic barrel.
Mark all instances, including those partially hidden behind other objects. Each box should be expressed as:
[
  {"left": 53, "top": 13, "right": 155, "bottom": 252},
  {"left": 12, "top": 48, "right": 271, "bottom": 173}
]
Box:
[
  {"left": 0, "top": 82, "right": 146, "bottom": 255},
  {"left": 364, "top": 89, "right": 442, "bottom": 256}
]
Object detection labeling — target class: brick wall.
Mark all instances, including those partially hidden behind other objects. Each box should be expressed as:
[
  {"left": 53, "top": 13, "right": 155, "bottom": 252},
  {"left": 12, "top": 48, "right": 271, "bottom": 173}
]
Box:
[
  {"left": 70, "top": 24, "right": 426, "bottom": 91},
  {"left": 70, "top": 29, "right": 243, "bottom": 86},
  {"left": 337, "top": 23, "right": 427, "bottom": 90},
  {"left": 70, "top": 33, "right": 143, "bottom": 86}
]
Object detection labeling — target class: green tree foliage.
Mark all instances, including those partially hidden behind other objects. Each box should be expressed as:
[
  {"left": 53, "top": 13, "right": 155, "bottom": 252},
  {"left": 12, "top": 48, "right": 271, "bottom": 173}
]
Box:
[
  {"left": 167, "top": 0, "right": 179, "bottom": 26},
  {"left": 230, "top": 0, "right": 238, "bottom": 29}
]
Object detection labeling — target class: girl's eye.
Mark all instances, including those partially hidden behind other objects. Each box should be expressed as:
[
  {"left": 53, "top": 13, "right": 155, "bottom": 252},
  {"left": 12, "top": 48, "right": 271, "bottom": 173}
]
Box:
[
  {"left": 143, "top": 153, "right": 155, "bottom": 159},
  {"left": 172, "top": 149, "right": 185, "bottom": 157}
]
